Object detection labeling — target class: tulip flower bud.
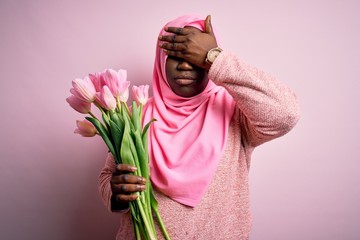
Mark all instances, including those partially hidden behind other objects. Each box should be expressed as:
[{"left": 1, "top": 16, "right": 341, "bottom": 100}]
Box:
[
  {"left": 71, "top": 76, "right": 96, "bottom": 102},
  {"left": 132, "top": 85, "right": 149, "bottom": 105},
  {"left": 119, "top": 87, "right": 129, "bottom": 103},
  {"left": 89, "top": 72, "right": 104, "bottom": 92},
  {"left": 102, "top": 69, "right": 130, "bottom": 100},
  {"left": 96, "top": 86, "right": 117, "bottom": 111},
  {"left": 66, "top": 95, "right": 91, "bottom": 114},
  {"left": 74, "top": 119, "right": 97, "bottom": 137}
]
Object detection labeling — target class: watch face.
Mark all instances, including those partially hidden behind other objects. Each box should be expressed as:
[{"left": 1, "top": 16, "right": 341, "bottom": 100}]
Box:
[
  {"left": 210, "top": 50, "right": 220, "bottom": 61},
  {"left": 207, "top": 48, "right": 222, "bottom": 64}
]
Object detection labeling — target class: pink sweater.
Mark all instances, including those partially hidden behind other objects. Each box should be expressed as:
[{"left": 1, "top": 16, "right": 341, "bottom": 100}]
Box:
[{"left": 98, "top": 51, "right": 300, "bottom": 239}]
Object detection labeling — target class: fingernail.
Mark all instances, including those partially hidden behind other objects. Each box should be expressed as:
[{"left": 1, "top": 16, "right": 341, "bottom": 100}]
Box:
[
  {"left": 137, "top": 185, "right": 146, "bottom": 190},
  {"left": 138, "top": 177, "right": 146, "bottom": 183},
  {"left": 129, "top": 166, "right": 137, "bottom": 171}
]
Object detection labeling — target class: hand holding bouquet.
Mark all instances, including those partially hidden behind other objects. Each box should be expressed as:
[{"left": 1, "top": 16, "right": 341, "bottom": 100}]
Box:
[{"left": 66, "top": 69, "right": 170, "bottom": 240}]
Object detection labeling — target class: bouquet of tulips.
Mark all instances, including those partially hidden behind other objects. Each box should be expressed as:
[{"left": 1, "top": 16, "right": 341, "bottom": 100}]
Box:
[{"left": 66, "top": 69, "right": 170, "bottom": 240}]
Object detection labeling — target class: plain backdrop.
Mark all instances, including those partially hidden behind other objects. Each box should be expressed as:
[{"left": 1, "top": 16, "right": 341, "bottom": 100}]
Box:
[{"left": 1, "top": 0, "right": 359, "bottom": 239}]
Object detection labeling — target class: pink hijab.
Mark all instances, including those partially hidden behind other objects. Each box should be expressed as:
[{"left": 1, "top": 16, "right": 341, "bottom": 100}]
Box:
[{"left": 143, "top": 15, "right": 236, "bottom": 207}]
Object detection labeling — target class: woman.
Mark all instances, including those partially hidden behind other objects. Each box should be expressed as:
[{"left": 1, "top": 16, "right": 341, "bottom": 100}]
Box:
[{"left": 99, "top": 14, "right": 300, "bottom": 239}]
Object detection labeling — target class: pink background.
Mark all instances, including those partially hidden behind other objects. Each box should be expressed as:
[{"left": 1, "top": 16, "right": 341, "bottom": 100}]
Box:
[{"left": 1, "top": 0, "right": 359, "bottom": 239}]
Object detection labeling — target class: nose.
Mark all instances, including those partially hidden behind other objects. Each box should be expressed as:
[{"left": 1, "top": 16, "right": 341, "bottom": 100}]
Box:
[{"left": 177, "top": 60, "right": 194, "bottom": 70}]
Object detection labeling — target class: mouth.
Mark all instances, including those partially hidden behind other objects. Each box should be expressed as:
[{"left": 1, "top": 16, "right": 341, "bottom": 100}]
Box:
[{"left": 174, "top": 76, "right": 196, "bottom": 86}]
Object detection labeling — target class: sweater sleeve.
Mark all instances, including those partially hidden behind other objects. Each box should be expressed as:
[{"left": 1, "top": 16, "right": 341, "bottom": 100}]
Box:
[
  {"left": 98, "top": 153, "right": 116, "bottom": 212},
  {"left": 208, "top": 50, "right": 300, "bottom": 147}
]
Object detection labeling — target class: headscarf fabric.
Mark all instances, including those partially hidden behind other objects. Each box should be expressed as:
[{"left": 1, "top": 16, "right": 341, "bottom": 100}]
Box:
[{"left": 143, "top": 15, "right": 236, "bottom": 207}]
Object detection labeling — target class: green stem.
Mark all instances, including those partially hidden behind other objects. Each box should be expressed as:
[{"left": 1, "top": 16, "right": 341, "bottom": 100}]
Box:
[
  {"left": 150, "top": 188, "right": 170, "bottom": 240},
  {"left": 153, "top": 208, "right": 170, "bottom": 240},
  {"left": 146, "top": 184, "right": 155, "bottom": 234},
  {"left": 116, "top": 96, "right": 121, "bottom": 112},
  {"left": 88, "top": 111, "right": 97, "bottom": 119},
  {"left": 91, "top": 104, "right": 110, "bottom": 129},
  {"left": 133, "top": 219, "right": 141, "bottom": 240},
  {"left": 135, "top": 197, "right": 157, "bottom": 240},
  {"left": 140, "top": 104, "right": 143, "bottom": 126},
  {"left": 122, "top": 101, "right": 131, "bottom": 116},
  {"left": 94, "top": 102, "right": 106, "bottom": 115}
]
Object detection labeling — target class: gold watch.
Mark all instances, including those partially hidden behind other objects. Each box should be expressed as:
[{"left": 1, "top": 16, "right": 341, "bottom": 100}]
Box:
[{"left": 205, "top": 47, "right": 223, "bottom": 65}]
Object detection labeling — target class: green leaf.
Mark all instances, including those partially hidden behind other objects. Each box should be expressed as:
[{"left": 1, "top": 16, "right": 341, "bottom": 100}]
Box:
[
  {"left": 142, "top": 118, "right": 156, "bottom": 138},
  {"left": 120, "top": 103, "right": 141, "bottom": 175},
  {"left": 108, "top": 119, "right": 124, "bottom": 164},
  {"left": 132, "top": 128, "right": 149, "bottom": 180},
  {"left": 128, "top": 129, "right": 142, "bottom": 177},
  {"left": 120, "top": 123, "right": 136, "bottom": 167},
  {"left": 110, "top": 110, "right": 123, "bottom": 128},
  {"left": 85, "top": 117, "right": 115, "bottom": 157},
  {"left": 102, "top": 111, "right": 110, "bottom": 128},
  {"left": 149, "top": 185, "right": 158, "bottom": 211},
  {"left": 142, "top": 118, "right": 156, "bottom": 149},
  {"left": 131, "top": 101, "right": 141, "bottom": 131}
]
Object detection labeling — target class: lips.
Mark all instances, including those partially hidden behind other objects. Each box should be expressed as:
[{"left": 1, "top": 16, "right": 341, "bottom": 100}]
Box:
[{"left": 174, "top": 76, "right": 196, "bottom": 86}]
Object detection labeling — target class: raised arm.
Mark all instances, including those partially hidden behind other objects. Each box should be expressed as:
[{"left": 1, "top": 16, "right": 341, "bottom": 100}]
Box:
[
  {"left": 159, "top": 15, "right": 300, "bottom": 147},
  {"left": 209, "top": 51, "right": 300, "bottom": 147}
]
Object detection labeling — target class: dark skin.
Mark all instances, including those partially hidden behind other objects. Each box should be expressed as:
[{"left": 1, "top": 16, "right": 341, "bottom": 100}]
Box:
[
  {"left": 160, "top": 15, "right": 218, "bottom": 71},
  {"left": 165, "top": 55, "right": 209, "bottom": 97},
  {"left": 110, "top": 15, "right": 218, "bottom": 210},
  {"left": 110, "top": 164, "right": 146, "bottom": 210}
]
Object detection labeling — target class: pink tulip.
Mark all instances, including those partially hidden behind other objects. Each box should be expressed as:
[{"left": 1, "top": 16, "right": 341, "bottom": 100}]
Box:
[
  {"left": 71, "top": 76, "right": 96, "bottom": 102},
  {"left": 119, "top": 87, "right": 129, "bottom": 103},
  {"left": 66, "top": 95, "right": 91, "bottom": 114},
  {"left": 74, "top": 119, "right": 97, "bottom": 137},
  {"left": 132, "top": 85, "right": 149, "bottom": 105},
  {"left": 96, "top": 86, "right": 117, "bottom": 111},
  {"left": 102, "top": 69, "right": 130, "bottom": 101},
  {"left": 89, "top": 72, "right": 104, "bottom": 92}
]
